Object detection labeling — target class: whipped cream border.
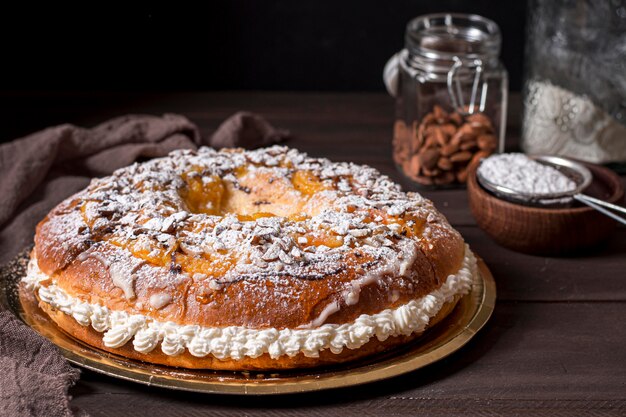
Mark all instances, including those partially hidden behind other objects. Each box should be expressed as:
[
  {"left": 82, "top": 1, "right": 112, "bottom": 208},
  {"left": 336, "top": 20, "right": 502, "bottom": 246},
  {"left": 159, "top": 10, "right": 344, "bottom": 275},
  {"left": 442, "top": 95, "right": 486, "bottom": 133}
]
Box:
[{"left": 23, "top": 246, "right": 476, "bottom": 360}]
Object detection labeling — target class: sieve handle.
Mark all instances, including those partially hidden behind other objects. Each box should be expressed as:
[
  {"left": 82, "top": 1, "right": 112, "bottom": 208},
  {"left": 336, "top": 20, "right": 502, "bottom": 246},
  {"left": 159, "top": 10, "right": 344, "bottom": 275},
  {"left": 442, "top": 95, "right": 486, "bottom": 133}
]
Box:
[{"left": 573, "top": 194, "right": 626, "bottom": 226}]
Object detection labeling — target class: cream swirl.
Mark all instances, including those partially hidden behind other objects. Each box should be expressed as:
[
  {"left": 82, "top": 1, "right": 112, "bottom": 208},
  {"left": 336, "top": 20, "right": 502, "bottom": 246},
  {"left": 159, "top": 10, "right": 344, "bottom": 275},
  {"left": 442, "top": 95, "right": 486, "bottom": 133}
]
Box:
[
  {"left": 133, "top": 322, "right": 161, "bottom": 353},
  {"left": 23, "top": 246, "right": 477, "bottom": 359}
]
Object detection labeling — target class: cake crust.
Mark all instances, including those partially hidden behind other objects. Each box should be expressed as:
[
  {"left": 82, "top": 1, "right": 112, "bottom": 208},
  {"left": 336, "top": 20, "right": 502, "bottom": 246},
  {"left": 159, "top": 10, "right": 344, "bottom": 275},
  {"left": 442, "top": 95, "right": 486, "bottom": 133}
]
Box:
[{"left": 27, "top": 146, "right": 471, "bottom": 369}]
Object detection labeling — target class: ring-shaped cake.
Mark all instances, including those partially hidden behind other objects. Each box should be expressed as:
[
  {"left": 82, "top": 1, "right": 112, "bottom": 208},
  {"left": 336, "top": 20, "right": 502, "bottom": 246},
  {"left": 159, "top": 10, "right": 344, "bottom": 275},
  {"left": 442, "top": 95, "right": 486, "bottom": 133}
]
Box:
[{"left": 24, "top": 146, "right": 477, "bottom": 370}]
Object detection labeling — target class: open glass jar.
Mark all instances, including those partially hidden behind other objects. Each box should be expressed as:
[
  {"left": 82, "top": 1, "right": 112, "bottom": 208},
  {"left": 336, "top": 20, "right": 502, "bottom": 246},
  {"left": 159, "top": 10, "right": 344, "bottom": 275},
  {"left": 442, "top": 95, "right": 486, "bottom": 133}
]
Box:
[{"left": 386, "top": 13, "right": 508, "bottom": 186}]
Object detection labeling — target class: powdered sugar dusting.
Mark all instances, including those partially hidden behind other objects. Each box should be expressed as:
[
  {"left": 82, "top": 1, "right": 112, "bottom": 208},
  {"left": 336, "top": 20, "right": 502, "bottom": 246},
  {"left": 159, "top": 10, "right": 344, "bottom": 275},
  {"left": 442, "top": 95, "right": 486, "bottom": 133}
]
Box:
[
  {"left": 39, "top": 146, "right": 459, "bottom": 327},
  {"left": 478, "top": 153, "right": 577, "bottom": 195}
]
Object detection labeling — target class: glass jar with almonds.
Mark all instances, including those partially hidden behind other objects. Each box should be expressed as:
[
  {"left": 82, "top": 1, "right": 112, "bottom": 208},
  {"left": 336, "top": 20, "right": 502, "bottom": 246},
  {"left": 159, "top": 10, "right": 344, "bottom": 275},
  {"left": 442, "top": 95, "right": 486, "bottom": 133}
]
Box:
[{"left": 384, "top": 13, "right": 508, "bottom": 186}]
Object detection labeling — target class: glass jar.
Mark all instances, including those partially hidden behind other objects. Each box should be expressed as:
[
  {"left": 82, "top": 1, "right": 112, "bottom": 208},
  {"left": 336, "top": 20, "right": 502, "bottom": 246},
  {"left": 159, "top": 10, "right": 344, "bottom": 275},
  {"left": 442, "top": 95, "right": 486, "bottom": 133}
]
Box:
[
  {"left": 386, "top": 13, "right": 508, "bottom": 186},
  {"left": 522, "top": 0, "right": 626, "bottom": 170}
]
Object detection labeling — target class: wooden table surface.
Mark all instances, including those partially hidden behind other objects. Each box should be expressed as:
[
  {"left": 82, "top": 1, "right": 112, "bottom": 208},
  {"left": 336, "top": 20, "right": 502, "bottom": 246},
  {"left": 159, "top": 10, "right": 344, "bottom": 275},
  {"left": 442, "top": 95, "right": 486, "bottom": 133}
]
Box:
[{"left": 3, "top": 91, "right": 625, "bottom": 416}]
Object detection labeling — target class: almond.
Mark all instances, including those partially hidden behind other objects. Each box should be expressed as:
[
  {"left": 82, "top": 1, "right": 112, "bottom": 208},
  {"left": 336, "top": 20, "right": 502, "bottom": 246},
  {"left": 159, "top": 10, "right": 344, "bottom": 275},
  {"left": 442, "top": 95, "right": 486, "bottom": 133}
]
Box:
[
  {"left": 422, "top": 167, "right": 441, "bottom": 177},
  {"left": 458, "top": 123, "right": 475, "bottom": 136},
  {"left": 433, "top": 105, "right": 447, "bottom": 123},
  {"left": 460, "top": 130, "right": 478, "bottom": 142},
  {"left": 477, "top": 134, "right": 497, "bottom": 151},
  {"left": 441, "top": 143, "right": 459, "bottom": 156},
  {"left": 449, "top": 112, "right": 463, "bottom": 126},
  {"left": 418, "top": 148, "right": 440, "bottom": 169},
  {"left": 424, "top": 135, "right": 439, "bottom": 149},
  {"left": 450, "top": 130, "right": 473, "bottom": 147},
  {"left": 402, "top": 159, "right": 412, "bottom": 175},
  {"left": 412, "top": 122, "right": 422, "bottom": 149},
  {"left": 437, "top": 157, "right": 453, "bottom": 171},
  {"left": 410, "top": 154, "right": 422, "bottom": 175},
  {"left": 440, "top": 123, "right": 457, "bottom": 137},
  {"left": 469, "top": 124, "right": 492, "bottom": 136},
  {"left": 466, "top": 113, "right": 492, "bottom": 127},
  {"left": 449, "top": 151, "right": 473, "bottom": 163},
  {"left": 433, "top": 126, "right": 448, "bottom": 146},
  {"left": 469, "top": 150, "right": 492, "bottom": 168},
  {"left": 460, "top": 140, "right": 478, "bottom": 151},
  {"left": 424, "top": 124, "right": 438, "bottom": 136}
]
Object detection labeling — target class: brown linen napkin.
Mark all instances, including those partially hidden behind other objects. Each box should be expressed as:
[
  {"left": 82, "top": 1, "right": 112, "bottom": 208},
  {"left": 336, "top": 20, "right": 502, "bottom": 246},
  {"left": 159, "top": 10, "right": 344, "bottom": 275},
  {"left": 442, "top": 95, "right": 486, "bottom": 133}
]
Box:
[
  {"left": 210, "top": 111, "right": 290, "bottom": 149},
  {"left": 0, "top": 271, "right": 84, "bottom": 417},
  {"left": 0, "top": 111, "right": 288, "bottom": 417}
]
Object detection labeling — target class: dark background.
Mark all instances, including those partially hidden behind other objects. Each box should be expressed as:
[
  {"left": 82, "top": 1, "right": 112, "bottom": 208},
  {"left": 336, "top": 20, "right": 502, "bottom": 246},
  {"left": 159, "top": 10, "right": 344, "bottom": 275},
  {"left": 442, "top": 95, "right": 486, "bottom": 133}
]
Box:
[
  {"left": 0, "top": 1, "right": 527, "bottom": 143},
  {"left": 0, "top": 1, "right": 526, "bottom": 92}
]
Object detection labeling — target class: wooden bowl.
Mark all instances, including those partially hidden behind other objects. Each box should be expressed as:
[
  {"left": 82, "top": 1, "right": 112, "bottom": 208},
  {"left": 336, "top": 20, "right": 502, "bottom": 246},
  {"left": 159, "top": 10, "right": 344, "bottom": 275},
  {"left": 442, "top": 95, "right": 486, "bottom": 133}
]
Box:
[{"left": 467, "top": 160, "right": 625, "bottom": 255}]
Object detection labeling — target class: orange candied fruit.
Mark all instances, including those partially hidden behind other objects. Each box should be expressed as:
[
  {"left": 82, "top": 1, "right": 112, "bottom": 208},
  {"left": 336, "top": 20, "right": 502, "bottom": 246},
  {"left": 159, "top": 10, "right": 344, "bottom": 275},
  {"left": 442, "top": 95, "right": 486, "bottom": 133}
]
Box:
[
  {"left": 237, "top": 212, "right": 276, "bottom": 222},
  {"left": 180, "top": 172, "right": 225, "bottom": 215},
  {"left": 297, "top": 231, "right": 344, "bottom": 249},
  {"left": 291, "top": 170, "right": 329, "bottom": 196}
]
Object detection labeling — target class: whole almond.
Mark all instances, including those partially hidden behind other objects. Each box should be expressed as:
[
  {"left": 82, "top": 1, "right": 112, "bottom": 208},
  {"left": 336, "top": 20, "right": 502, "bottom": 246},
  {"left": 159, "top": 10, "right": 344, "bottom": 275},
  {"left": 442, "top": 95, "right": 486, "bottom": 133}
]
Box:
[
  {"left": 449, "top": 112, "right": 463, "bottom": 126},
  {"left": 411, "top": 135, "right": 421, "bottom": 154},
  {"left": 441, "top": 143, "right": 459, "bottom": 156},
  {"left": 410, "top": 154, "right": 422, "bottom": 175},
  {"left": 433, "top": 126, "right": 447, "bottom": 146},
  {"left": 418, "top": 148, "right": 440, "bottom": 169},
  {"left": 466, "top": 113, "right": 492, "bottom": 127},
  {"left": 469, "top": 150, "right": 492, "bottom": 168},
  {"left": 460, "top": 140, "right": 478, "bottom": 151},
  {"left": 422, "top": 167, "right": 441, "bottom": 177},
  {"left": 449, "top": 151, "right": 472, "bottom": 163},
  {"left": 477, "top": 134, "right": 497, "bottom": 151},
  {"left": 450, "top": 131, "right": 464, "bottom": 147},
  {"left": 402, "top": 158, "right": 412, "bottom": 173},
  {"left": 451, "top": 130, "right": 474, "bottom": 146},
  {"left": 415, "top": 122, "right": 425, "bottom": 146},
  {"left": 424, "top": 135, "right": 439, "bottom": 149},
  {"left": 433, "top": 105, "right": 448, "bottom": 123},
  {"left": 437, "top": 157, "right": 453, "bottom": 171},
  {"left": 440, "top": 123, "right": 457, "bottom": 137},
  {"left": 458, "top": 123, "right": 475, "bottom": 136},
  {"left": 460, "top": 129, "right": 479, "bottom": 142},
  {"left": 469, "top": 124, "right": 492, "bottom": 136}
]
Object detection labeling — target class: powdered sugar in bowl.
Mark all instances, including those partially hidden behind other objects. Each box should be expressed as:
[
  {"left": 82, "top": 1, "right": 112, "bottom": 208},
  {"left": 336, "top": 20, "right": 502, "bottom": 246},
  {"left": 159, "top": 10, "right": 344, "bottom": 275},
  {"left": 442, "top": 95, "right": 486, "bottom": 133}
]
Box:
[
  {"left": 476, "top": 154, "right": 590, "bottom": 207},
  {"left": 467, "top": 153, "right": 625, "bottom": 254}
]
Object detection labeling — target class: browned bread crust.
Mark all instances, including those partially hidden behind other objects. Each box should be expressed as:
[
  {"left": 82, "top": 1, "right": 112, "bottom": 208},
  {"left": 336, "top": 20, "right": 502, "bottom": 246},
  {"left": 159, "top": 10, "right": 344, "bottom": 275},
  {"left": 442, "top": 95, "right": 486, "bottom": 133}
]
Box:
[
  {"left": 29, "top": 146, "right": 467, "bottom": 369},
  {"left": 34, "top": 202, "right": 464, "bottom": 329}
]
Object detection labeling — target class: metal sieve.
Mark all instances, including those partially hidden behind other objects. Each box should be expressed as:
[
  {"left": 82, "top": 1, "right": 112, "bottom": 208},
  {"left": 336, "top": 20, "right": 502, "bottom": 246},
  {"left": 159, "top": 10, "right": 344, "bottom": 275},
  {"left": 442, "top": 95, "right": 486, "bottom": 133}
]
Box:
[{"left": 476, "top": 155, "right": 626, "bottom": 226}]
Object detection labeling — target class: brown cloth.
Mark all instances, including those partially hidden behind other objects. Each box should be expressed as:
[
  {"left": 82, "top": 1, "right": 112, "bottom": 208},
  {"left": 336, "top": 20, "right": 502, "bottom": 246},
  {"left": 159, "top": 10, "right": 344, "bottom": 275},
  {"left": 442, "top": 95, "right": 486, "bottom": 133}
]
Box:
[
  {"left": 0, "top": 301, "right": 85, "bottom": 417},
  {"left": 0, "top": 111, "right": 289, "bottom": 417}
]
